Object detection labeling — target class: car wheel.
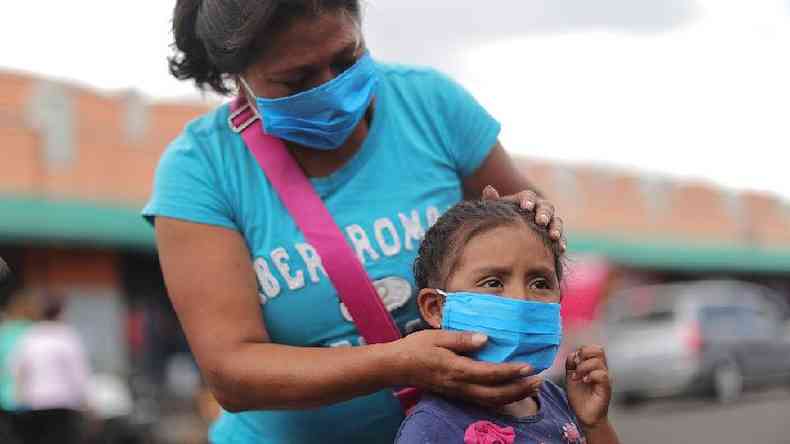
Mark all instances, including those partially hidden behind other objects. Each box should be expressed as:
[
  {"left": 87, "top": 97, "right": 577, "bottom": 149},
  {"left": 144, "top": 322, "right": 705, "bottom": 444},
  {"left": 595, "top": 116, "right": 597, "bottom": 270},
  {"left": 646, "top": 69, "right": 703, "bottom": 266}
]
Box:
[{"left": 712, "top": 360, "right": 743, "bottom": 403}]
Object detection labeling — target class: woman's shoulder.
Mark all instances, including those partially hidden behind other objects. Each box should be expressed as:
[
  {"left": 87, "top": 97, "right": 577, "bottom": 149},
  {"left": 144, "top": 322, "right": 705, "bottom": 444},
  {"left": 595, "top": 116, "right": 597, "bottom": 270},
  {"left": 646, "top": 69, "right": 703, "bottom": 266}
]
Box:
[
  {"left": 376, "top": 62, "right": 461, "bottom": 97},
  {"left": 156, "top": 101, "right": 246, "bottom": 171},
  {"left": 170, "top": 102, "right": 235, "bottom": 150}
]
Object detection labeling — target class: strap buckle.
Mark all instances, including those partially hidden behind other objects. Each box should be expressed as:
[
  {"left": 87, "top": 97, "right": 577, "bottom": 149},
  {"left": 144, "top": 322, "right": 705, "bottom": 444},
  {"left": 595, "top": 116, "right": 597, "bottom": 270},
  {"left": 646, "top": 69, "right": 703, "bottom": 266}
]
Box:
[{"left": 228, "top": 102, "right": 259, "bottom": 133}]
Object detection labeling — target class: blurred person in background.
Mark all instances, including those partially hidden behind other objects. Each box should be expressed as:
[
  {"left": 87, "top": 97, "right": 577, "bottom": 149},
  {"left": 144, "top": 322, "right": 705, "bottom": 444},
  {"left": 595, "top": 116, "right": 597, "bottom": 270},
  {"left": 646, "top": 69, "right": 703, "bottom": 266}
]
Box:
[
  {"left": 145, "top": 1, "right": 566, "bottom": 443},
  {"left": 0, "top": 258, "right": 37, "bottom": 414},
  {"left": 9, "top": 292, "right": 91, "bottom": 444},
  {"left": 0, "top": 257, "right": 25, "bottom": 444}
]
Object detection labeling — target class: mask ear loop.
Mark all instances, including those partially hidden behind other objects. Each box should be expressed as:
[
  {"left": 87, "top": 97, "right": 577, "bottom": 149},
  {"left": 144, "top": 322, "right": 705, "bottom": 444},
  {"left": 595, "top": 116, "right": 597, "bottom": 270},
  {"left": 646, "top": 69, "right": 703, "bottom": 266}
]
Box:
[{"left": 238, "top": 77, "right": 264, "bottom": 120}]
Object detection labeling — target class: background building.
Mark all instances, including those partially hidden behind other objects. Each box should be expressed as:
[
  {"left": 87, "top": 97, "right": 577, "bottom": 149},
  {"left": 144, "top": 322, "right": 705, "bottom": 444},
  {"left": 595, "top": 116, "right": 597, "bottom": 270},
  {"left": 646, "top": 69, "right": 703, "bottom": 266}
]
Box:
[{"left": 3, "top": 69, "right": 790, "bottom": 441}]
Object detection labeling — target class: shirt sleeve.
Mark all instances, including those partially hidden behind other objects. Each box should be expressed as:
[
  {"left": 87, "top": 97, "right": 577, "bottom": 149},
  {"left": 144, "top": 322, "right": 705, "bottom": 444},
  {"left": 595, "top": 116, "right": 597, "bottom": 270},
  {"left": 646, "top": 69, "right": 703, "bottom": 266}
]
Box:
[
  {"left": 142, "top": 129, "right": 237, "bottom": 230},
  {"left": 431, "top": 71, "right": 501, "bottom": 178},
  {"left": 395, "top": 410, "right": 459, "bottom": 444}
]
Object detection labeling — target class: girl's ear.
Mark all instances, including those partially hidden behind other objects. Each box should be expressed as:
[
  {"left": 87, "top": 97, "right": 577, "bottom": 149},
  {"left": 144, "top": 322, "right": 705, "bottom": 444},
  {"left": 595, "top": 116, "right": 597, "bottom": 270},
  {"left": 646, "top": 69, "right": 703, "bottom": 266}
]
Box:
[{"left": 417, "top": 288, "right": 444, "bottom": 329}]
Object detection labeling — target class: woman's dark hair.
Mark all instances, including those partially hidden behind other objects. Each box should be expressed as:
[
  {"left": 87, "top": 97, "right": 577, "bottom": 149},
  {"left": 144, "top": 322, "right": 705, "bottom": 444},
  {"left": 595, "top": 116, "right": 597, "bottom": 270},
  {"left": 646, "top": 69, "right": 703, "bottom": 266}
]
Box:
[
  {"left": 169, "top": 0, "right": 361, "bottom": 95},
  {"left": 413, "top": 200, "right": 565, "bottom": 291}
]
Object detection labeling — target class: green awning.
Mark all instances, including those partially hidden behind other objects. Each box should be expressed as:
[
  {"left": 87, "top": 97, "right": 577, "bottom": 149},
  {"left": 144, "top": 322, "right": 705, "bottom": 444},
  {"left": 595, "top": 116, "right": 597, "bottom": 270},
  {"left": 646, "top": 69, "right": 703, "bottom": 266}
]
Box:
[
  {"left": 2, "top": 195, "right": 790, "bottom": 272},
  {"left": 569, "top": 234, "right": 790, "bottom": 273},
  {"left": 0, "top": 196, "right": 154, "bottom": 251}
]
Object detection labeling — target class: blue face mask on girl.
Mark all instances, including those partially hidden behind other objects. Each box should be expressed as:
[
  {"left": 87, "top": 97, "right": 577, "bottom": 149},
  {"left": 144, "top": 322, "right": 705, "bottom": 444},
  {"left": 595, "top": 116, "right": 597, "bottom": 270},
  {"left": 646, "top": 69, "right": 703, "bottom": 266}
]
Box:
[
  {"left": 439, "top": 291, "right": 563, "bottom": 374},
  {"left": 240, "top": 51, "right": 379, "bottom": 150}
]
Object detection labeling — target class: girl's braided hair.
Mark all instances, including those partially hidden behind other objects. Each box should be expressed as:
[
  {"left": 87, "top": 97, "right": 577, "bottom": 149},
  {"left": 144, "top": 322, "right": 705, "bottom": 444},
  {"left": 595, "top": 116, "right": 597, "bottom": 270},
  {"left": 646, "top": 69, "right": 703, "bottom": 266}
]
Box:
[{"left": 413, "top": 200, "right": 564, "bottom": 291}]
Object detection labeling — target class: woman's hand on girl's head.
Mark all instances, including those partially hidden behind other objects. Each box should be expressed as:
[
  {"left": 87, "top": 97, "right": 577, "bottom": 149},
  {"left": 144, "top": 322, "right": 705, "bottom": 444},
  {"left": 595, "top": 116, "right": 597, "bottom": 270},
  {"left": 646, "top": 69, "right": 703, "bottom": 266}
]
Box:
[
  {"left": 481, "top": 186, "right": 566, "bottom": 252},
  {"left": 391, "top": 329, "right": 543, "bottom": 408},
  {"left": 564, "top": 345, "right": 612, "bottom": 429}
]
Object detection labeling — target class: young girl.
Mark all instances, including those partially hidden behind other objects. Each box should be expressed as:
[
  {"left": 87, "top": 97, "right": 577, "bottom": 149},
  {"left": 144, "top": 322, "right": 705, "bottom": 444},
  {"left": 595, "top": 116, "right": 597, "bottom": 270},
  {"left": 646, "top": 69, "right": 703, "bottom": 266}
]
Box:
[{"left": 396, "top": 200, "right": 619, "bottom": 444}]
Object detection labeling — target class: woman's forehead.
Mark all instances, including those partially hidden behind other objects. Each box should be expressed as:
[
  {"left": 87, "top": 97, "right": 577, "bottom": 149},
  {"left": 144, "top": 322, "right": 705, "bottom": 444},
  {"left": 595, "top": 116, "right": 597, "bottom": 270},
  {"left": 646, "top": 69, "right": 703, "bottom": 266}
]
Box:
[{"left": 252, "top": 11, "right": 361, "bottom": 74}]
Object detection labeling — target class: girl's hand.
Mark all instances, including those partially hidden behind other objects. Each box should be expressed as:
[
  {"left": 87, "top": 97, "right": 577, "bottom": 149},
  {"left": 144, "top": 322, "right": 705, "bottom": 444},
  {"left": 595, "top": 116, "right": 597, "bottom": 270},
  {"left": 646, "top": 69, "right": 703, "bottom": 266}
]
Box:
[
  {"left": 482, "top": 185, "right": 566, "bottom": 252},
  {"left": 565, "top": 345, "right": 612, "bottom": 429},
  {"left": 392, "top": 330, "right": 543, "bottom": 407}
]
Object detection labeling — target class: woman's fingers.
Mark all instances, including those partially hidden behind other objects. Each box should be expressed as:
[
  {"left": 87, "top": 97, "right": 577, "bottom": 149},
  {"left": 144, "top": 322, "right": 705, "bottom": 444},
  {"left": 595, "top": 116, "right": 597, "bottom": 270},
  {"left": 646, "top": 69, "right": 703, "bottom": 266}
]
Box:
[
  {"left": 548, "top": 216, "right": 563, "bottom": 241},
  {"left": 449, "top": 356, "right": 535, "bottom": 385},
  {"left": 482, "top": 186, "right": 540, "bottom": 212},
  {"left": 534, "top": 199, "right": 555, "bottom": 227},
  {"left": 482, "top": 185, "right": 555, "bottom": 229},
  {"left": 430, "top": 330, "right": 489, "bottom": 354},
  {"left": 482, "top": 185, "right": 500, "bottom": 200},
  {"left": 479, "top": 186, "right": 563, "bottom": 240},
  {"left": 516, "top": 190, "right": 539, "bottom": 211},
  {"left": 454, "top": 375, "right": 543, "bottom": 407},
  {"left": 406, "top": 329, "right": 552, "bottom": 407}
]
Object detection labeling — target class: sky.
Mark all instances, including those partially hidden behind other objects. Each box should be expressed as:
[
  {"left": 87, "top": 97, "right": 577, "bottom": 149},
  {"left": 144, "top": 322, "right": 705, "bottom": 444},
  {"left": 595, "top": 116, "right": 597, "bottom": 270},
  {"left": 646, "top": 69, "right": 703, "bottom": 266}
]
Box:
[{"left": 2, "top": 1, "right": 789, "bottom": 200}]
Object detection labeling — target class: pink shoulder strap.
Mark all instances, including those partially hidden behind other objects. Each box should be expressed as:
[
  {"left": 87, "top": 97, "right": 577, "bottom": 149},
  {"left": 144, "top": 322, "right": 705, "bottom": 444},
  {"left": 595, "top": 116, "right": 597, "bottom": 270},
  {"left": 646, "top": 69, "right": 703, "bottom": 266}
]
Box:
[
  {"left": 229, "top": 99, "right": 420, "bottom": 412},
  {"left": 228, "top": 98, "right": 402, "bottom": 345}
]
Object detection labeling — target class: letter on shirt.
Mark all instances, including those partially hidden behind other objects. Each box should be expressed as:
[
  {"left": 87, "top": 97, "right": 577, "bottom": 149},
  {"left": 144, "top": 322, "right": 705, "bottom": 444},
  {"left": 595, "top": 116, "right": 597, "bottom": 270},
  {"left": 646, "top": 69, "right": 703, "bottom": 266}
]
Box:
[
  {"left": 398, "top": 210, "right": 425, "bottom": 251},
  {"left": 271, "top": 247, "right": 305, "bottom": 291},
  {"left": 254, "top": 257, "right": 281, "bottom": 301},
  {"left": 345, "top": 224, "right": 381, "bottom": 264},
  {"left": 374, "top": 218, "right": 402, "bottom": 257},
  {"left": 295, "top": 243, "right": 327, "bottom": 284}
]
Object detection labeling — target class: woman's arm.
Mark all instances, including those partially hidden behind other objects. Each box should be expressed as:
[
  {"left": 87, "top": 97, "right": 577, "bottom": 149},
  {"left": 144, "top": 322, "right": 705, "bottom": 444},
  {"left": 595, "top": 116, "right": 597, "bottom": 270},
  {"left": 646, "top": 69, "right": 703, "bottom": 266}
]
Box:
[
  {"left": 462, "top": 141, "right": 542, "bottom": 200},
  {"left": 463, "top": 142, "right": 564, "bottom": 247},
  {"left": 156, "top": 216, "right": 397, "bottom": 411},
  {"left": 155, "top": 217, "right": 541, "bottom": 412}
]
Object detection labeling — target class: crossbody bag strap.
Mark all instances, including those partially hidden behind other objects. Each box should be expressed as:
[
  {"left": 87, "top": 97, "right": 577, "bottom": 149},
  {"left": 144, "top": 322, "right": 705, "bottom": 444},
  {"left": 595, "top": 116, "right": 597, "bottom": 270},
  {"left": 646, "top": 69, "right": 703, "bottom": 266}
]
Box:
[
  {"left": 229, "top": 98, "right": 421, "bottom": 412},
  {"left": 229, "top": 98, "right": 403, "bottom": 345}
]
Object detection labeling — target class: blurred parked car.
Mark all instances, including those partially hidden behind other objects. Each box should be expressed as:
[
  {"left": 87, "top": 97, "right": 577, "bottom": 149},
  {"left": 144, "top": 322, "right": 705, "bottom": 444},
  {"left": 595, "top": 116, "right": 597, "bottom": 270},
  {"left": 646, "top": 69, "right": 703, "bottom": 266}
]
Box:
[{"left": 603, "top": 280, "right": 790, "bottom": 404}]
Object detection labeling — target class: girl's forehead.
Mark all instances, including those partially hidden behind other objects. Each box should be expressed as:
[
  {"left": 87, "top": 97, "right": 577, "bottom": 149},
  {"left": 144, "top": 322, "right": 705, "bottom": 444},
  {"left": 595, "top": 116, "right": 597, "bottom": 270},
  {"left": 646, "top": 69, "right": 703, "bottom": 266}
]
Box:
[{"left": 456, "top": 223, "right": 554, "bottom": 270}]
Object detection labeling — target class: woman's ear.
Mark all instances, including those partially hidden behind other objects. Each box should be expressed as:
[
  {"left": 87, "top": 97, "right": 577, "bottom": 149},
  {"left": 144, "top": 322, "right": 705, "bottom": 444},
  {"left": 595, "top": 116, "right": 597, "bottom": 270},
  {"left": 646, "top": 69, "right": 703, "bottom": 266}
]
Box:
[{"left": 417, "top": 288, "right": 444, "bottom": 329}]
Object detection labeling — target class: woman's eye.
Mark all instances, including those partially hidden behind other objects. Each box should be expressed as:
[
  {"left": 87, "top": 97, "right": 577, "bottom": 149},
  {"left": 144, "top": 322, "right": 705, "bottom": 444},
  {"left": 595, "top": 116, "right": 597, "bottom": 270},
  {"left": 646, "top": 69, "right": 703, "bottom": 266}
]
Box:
[
  {"left": 281, "top": 79, "right": 304, "bottom": 90},
  {"left": 529, "top": 278, "right": 552, "bottom": 290},
  {"left": 480, "top": 278, "right": 504, "bottom": 288},
  {"left": 331, "top": 58, "right": 356, "bottom": 74}
]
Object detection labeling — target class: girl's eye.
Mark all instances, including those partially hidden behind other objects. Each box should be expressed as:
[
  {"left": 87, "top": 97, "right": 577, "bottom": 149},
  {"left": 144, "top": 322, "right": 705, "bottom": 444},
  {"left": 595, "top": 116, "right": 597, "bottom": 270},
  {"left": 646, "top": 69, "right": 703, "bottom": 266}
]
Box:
[
  {"left": 529, "top": 278, "right": 552, "bottom": 290},
  {"left": 480, "top": 278, "right": 504, "bottom": 288}
]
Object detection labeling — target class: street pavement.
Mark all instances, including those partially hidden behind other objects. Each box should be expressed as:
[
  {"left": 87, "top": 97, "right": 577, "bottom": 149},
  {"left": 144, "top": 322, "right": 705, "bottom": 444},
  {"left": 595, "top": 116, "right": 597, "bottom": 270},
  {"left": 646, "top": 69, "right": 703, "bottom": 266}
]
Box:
[{"left": 609, "top": 387, "right": 790, "bottom": 444}]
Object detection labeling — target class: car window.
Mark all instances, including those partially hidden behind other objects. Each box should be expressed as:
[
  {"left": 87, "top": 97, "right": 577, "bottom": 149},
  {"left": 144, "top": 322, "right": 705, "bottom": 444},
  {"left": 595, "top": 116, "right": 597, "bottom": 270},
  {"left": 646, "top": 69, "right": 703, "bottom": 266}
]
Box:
[
  {"left": 700, "top": 305, "right": 778, "bottom": 340},
  {"left": 699, "top": 306, "right": 744, "bottom": 339},
  {"left": 617, "top": 310, "right": 675, "bottom": 325},
  {"left": 745, "top": 308, "right": 779, "bottom": 339},
  {"left": 605, "top": 286, "right": 678, "bottom": 326}
]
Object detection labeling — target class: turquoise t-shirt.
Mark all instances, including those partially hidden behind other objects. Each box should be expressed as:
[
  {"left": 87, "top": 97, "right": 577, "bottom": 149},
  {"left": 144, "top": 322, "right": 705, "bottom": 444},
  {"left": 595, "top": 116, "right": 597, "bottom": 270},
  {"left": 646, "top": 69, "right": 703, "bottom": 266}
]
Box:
[
  {"left": 0, "top": 320, "right": 33, "bottom": 410},
  {"left": 143, "top": 62, "right": 501, "bottom": 443}
]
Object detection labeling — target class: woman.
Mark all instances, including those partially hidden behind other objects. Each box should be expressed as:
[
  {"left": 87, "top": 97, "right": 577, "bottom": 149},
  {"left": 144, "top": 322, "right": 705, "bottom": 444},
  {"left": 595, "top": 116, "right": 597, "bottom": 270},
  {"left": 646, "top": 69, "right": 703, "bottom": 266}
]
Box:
[{"left": 145, "top": 1, "right": 565, "bottom": 443}]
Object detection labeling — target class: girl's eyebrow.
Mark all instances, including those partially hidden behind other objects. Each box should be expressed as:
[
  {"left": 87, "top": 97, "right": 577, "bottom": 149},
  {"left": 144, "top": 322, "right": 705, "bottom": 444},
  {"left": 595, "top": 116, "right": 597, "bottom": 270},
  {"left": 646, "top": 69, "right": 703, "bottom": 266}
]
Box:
[
  {"left": 471, "top": 264, "right": 556, "bottom": 279},
  {"left": 525, "top": 264, "right": 557, "bottom": 277},
  {"left": 470, "top": 265, "right": 512, "bottom": 277}
]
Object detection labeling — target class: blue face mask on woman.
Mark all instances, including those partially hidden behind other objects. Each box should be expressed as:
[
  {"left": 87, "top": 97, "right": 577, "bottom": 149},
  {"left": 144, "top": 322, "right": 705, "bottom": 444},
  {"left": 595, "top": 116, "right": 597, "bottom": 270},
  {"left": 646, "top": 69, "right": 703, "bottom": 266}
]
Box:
[
  {"left": 439, "top": 291, "right": 563, "bottom": 374},
  {"left": 240, "top": 51, "right": 379, "bottom": 151}
]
